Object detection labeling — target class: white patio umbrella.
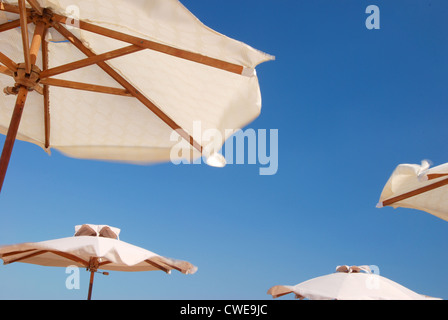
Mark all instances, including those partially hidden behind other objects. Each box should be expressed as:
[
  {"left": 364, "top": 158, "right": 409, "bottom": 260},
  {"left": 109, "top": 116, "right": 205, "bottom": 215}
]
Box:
[
  {"left": 0, "top": 224, "right": 198, "bottom": 299},
  {"left": 0, "top": 0, "right": 274, "bottom": 192},
  {"left": 377, "top": 160, "right": 448, "bottom": 222},
  {"left": 267, "top": 265, "right": 440, "bottom": 300}
]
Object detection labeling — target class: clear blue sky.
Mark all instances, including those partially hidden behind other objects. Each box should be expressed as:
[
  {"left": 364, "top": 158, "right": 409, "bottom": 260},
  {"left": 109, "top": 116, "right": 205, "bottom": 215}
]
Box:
[{"left": 1, "top": 0, "right": 448, "bottom": 300}]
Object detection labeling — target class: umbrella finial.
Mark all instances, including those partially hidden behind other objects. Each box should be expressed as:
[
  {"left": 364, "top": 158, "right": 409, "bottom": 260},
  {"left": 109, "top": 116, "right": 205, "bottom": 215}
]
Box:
[
  {"left": 74, "top": 224, "right": 120, "bottom": 239},
  {"left": 336, "top": 265, "right": 371, "bottom": 273}
]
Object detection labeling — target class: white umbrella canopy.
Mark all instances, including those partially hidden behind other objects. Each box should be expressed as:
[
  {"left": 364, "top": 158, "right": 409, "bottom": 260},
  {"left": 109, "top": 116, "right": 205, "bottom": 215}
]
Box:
[
  {"left": 0, "top": 0, "right": 274, "bottom": 192},
  {"left": 0, "top": 224, "right": 198, "bottom": 299},
  {"left": 267, "top": 265, "right": 440, "bottom": 300},
  {"left": 377, "top": 160, "right": 448, "bottom": 222}
]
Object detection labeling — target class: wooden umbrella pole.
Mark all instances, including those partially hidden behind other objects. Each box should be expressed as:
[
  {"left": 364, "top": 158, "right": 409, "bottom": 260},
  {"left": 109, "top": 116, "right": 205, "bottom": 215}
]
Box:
[
  {"left": 0, "top": 20, "right": 46, "bottom": 193},
  {"left": 87, "top": 257, "right": 99, "bottom": 300},
  {"left": 87, "top": 270, "right": 95, "bottom": 300},
  {"left": 0, "top": 86, "right": 29, "bottom": 192}
]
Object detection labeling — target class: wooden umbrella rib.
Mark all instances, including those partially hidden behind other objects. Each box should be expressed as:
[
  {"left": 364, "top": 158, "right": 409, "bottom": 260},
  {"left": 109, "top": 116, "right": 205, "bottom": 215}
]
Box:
[
  {"left": 151, "top": 257, "right": 184, "bottom": 273},
  {"left": 51, "top": 13, "right": 245, "bottom": 75},
  {"left": 0, "top": 52, "right": 18, "bottom": 72},
  {"left": 48, "top": 250, "right": 89, "bottom": 266},
  {"left": 40, "top": 45, "right": 144, "bottom": 79},
  {"left": 26, "top": 0, "right": 43, "bottom": 15},
  {"left": 18, "top": 0, "right": 31, "bottom": 74},
  {"left": 4, "top": 248, "right": 90, "bottom": 268},
  {"left": 0, "top": 65, "right": 13, "bottom": 76},
  {"left": 98, "top": 260, "right": 112, "bottom": 267},
  {"left": 3, "top": 4, "right": 244, "bottom": 74},
  {"left": 144, "top": 259, "right": 170, "bottom": 273},
  {"left": 43, "top": 80, "right": 50, "bottom": 149},
  {"left": 42, "top": 31, "right": 50, "bottom": 149},
  {"left": 0, "top": 2, "right": 26, "bottom": 14},
  {"left": 162, "top": 262, "right": 182, "bottom": 273},
  {"left": 51, "top": 21, "right": 203, "bottom": 153},
  {"left": 382, "top": 176, "right": 448, "bottom": 207},
  {"left": 1, "top": 248, "right": 36, "bottom": 257},
  {"left": 427, "top": 173, "right": 448, "bottom": 180},
  {"left": 40, "top": 78, "right": 133, "bottom": 97},
  {"left": 0, "top": 19, "right": 21, "bottom": 33},
  {"left": 7, "top": 249, "right": 47, "bottom": 264}
]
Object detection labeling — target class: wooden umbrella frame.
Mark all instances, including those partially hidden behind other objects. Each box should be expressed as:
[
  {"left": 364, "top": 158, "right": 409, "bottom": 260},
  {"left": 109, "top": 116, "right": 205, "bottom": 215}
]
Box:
[
  {"left": 380, "top": 174, "right": 448, "bottom": 207},
  {"left": 2, "top": 246, "right": 185, "bottom": 299},
  {"left": 0, "top": 0, "right": 247, "bottom": 193}
]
